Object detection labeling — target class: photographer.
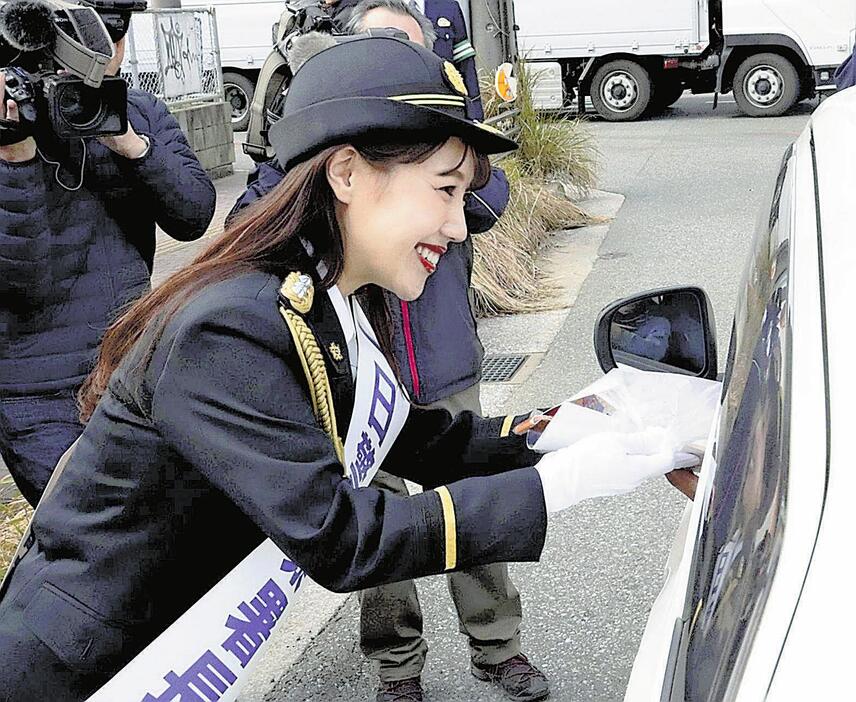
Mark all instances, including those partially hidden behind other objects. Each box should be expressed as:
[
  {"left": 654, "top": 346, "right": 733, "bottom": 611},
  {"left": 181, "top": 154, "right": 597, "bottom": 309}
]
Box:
[{"left": 0, "top": 0, "right": 216, "bottom": 507}]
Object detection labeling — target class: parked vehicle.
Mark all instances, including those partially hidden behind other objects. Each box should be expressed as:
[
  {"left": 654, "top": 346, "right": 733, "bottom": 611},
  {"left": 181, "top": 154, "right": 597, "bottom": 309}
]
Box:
[
  {"left": 592, "top": 87, "right": 856, "bottom": 699},
  {"left": 183, "top": 0, "right": 284, "bottom": 131},
  {"left": 515, "top": 0, "right": 856, "bottom": 120}
]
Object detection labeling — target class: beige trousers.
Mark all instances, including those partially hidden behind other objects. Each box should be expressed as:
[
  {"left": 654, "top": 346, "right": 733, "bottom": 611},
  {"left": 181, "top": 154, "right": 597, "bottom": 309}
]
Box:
[{"left": 358, "top": 384, "right": 522, "bottom": 681}]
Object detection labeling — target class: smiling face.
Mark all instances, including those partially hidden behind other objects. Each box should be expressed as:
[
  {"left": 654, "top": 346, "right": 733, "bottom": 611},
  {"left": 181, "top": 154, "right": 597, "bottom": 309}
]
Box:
[{"left": 328, "top": 138, "right": 476, "bottom": 300}]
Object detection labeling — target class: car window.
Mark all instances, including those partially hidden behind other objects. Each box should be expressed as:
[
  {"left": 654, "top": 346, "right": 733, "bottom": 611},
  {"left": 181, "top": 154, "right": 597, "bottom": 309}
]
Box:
[{"left": 673, "top": 147, "right": 795, "bottom": 701}]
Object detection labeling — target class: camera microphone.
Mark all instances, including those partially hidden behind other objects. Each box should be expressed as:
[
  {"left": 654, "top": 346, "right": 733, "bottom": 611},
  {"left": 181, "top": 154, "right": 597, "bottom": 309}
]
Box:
[{"left": 0, "top": 0, "right": 55, "bottom": 53}]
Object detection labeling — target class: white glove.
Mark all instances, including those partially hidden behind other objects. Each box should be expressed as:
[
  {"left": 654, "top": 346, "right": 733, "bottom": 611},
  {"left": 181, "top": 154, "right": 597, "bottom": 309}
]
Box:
[{"left": 535, "top": 428, "right": 681, "bottom": 513}]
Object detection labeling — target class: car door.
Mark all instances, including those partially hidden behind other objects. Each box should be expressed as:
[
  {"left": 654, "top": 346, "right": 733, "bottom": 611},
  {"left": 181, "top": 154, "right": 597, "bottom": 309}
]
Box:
[{"left": 626, "top": 141, "right": 801, "bottom": 701}]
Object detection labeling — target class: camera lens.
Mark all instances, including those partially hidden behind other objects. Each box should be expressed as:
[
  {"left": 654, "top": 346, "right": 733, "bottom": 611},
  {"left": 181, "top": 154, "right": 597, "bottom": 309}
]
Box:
[{"left": 57, "top": 83, "right": 107, "bottom": 130}]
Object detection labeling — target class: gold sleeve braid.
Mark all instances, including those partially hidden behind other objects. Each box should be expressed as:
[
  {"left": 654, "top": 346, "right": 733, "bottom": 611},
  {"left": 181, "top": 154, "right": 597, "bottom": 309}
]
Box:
[{"left": 278, "top": 305, "right": 346, "bottom": 468}]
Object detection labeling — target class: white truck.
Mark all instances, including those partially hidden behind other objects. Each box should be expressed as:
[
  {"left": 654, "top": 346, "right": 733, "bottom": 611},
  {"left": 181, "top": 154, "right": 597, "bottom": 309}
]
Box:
[
  {"left": 183, "top": 0, "right": 283, "bottom": 130},
  {"left": 515, "top": 0, "right": 856, "bottom": 120}
]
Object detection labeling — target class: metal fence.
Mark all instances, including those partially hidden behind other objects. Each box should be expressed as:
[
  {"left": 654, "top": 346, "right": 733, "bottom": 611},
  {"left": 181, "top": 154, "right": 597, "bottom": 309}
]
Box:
[
  {"left": 122, "top": 8, "right": 223, "bottom": 107},
  {"left": 484, "top": 104, "right": 520, "bottom": 160}
]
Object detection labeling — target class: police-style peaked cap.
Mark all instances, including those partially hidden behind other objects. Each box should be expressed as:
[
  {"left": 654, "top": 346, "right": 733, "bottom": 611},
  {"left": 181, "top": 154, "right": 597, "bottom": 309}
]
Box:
[{"left": 269, "top": 36, "right": 517, "bottom": 171}]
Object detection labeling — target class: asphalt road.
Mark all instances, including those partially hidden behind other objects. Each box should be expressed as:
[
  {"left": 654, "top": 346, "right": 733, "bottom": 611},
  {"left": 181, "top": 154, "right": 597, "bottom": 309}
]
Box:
[{"left": 263, "top": 95, "right": 815, "bottom": 702}]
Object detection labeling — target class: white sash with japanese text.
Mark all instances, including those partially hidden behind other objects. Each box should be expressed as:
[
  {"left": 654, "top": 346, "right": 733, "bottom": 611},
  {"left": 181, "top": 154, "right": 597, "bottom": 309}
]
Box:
[{"left": 87, "top": 292, "right": 410, "bottom": 702}]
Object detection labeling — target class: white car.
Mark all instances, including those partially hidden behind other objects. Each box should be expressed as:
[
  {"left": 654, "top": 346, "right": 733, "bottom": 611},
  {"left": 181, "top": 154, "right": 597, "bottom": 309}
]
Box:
[{"left": 592, "top": 87, "right": 856, "bottom": 700}]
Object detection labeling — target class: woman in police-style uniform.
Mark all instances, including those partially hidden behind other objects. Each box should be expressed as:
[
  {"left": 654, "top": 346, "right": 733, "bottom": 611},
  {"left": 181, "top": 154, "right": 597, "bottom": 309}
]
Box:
[{"left": 0, "top": 37, "right": 682, "bottom": 700}]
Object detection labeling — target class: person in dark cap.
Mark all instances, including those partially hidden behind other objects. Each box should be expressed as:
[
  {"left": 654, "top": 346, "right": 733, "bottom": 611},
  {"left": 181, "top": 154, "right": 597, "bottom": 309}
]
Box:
[
  {"left": 0, "top": 0, "right": 215, "bottom": 507},
  {"left": 232, "top": 12, "right": 540, "bottom": 697},
  {"left": 0, "top": 36, "right": 683, "bottom": 701}
]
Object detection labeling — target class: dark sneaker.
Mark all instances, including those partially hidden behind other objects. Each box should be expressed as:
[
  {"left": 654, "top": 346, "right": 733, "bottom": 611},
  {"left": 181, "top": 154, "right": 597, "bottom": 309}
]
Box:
[
  {"left": 375, "top": 676, "right": 424, "bottom": 702},
  {"left": 472, "top": 653, "right": 550, "bottom": 701}
]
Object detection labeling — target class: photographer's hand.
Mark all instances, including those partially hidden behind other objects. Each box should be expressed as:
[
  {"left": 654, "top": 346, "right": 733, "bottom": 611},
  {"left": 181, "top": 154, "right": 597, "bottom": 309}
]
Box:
[
  {"left": 0, "top": 74, "right": 37, "bottom": 163},
  {"left": 99, "top": 124, "right": 150, "bottom": 160}
]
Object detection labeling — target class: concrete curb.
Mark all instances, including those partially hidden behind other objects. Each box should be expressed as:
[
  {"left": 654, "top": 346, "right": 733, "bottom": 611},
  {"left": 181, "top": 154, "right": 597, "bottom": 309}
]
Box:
[{"left": 241, "top": 581, "right": 350, "bottom": 701}]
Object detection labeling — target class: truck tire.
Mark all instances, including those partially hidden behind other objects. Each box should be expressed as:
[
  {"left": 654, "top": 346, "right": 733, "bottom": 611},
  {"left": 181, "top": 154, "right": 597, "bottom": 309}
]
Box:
[
  {"left": 648, "top": 78, "right": 684, "bottom": 113},
  {"left": 223, "top": 72, "right": 255, "bottom": 132},
  {"left": 590, "top": 60, "right": 652, "bottom": 121},
  {"left": 732, "top": 53, "right": 800, "bottom": 118}
]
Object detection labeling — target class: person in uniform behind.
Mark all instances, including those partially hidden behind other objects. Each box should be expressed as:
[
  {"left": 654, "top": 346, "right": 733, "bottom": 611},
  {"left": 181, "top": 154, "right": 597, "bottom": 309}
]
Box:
[
  {"left": 0, "top": 36, "right": 685, "bottom": 701},
  {"left": 409, "top": 0, "right": 482, "bottom": 120}
]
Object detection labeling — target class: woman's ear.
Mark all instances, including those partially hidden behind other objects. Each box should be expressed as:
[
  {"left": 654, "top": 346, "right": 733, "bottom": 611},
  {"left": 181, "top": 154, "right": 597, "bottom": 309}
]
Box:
[{"left": 326, "top": 146, "right": 361, "bottom": 204}]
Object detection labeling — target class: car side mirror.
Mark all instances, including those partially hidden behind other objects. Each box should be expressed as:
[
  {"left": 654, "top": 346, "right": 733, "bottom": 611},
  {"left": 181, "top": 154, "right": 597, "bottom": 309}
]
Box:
[{"left": 594, "top": 287, "right": 718, "bottom": 380}]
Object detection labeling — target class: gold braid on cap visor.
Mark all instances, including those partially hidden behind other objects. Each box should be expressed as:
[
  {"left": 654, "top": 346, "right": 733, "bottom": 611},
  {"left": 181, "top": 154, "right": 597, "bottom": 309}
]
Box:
[{"left": 389, "top": 94, "right": 467, "bottom": 108}]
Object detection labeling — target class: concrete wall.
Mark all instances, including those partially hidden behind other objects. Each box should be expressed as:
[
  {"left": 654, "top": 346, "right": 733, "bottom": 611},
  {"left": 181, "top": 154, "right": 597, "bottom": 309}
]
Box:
[{"left": 170, "top": 100, "right": 235, "bottom": 179}]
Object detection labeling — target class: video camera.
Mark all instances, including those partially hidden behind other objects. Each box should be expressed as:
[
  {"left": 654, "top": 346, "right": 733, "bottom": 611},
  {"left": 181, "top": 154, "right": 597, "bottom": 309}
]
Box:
[
  {"left": 0, "top": 0, "right": 146, "bottom": 144},
  {"left": 280, "top": 0, "right": 336, "bottom": 38}
]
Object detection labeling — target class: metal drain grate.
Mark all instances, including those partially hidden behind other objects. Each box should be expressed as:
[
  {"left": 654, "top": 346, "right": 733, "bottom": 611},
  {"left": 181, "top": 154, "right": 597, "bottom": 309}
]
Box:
[{"left": 481, "top": 354, "right": 528, "bottom": 383}]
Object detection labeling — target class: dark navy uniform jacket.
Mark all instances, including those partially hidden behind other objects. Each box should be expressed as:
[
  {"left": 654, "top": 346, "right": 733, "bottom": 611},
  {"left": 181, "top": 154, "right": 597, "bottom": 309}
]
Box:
[
  {"left": 0, "top": 270, "right": 547, "bottom": 699},
  {"left": 836, "top": 48, "right": 856, "bottom": 90},
  {"left": 423, "top": 0, "right": 484, "bottom": 120}
]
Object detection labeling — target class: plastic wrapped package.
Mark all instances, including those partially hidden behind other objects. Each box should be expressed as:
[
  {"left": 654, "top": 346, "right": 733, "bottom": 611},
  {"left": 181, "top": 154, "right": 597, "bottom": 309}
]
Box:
[{"left": 526, "top": 367, "right": 721, "bottom": 456}]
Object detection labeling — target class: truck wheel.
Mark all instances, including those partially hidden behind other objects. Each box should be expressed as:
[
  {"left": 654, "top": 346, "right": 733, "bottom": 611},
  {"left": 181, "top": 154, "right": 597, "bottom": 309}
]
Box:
[
  {"left": 590, "top": 60, "right": 652, "bottom": 121},
  {"left": 733, "top": 53, "right": 800, "bottom": 117},
  {"left": 648, "top": 78, "right": 684, "bottom": 113},
  {"left": 223, "top": 72, "right": 255, "bottom": 132}
]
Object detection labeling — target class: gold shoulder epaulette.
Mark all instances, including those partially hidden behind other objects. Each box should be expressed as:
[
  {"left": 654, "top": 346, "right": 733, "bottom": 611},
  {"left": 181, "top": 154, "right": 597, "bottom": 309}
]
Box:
[
  {"left": 280, "top": 271, "right": 314, "bottom": 315},
  {"left": 277, "top": 273, "right": 345, "bottom": 466}
]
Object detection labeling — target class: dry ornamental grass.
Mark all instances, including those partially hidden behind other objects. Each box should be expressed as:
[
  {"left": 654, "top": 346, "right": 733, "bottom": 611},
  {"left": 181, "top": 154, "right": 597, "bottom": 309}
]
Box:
[
  {"left": 473, "top": 62, "right": 602, "bottom": 316},
  {"left": 0, "top": 476, "right": 32, "bottom": 580}
]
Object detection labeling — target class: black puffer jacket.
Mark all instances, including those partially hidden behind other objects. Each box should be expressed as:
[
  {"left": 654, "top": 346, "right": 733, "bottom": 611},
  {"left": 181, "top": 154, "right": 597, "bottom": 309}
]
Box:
[{"left": 0, "top": 89, "right": 216, "bottom": 396}]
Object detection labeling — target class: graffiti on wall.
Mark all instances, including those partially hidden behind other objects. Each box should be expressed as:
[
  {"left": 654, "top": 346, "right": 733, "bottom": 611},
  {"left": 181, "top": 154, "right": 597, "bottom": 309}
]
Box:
[{"left": 156, "top": 14, "right": 205, "bottom": 99}]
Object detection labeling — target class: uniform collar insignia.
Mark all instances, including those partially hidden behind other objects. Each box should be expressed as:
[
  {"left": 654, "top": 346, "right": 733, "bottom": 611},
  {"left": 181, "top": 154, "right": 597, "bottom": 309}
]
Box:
[
  {"left": 281, "top": 271, "right": 314, "bottom": 314},
  {"left": 329, "top": 342, "right": 344, "bottom": 361}
]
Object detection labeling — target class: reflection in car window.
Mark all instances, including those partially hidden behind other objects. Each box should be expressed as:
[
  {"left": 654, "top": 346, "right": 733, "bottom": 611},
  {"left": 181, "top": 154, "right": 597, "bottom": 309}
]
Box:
[{"left": 677, "top": 148, "right": 794, "bottom": 701}]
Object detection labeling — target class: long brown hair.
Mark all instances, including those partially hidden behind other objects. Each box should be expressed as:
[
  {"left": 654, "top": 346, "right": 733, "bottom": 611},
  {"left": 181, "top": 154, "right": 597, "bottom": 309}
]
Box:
[{"left": 79, "top": 139, "right": 489, "bottom": 422}]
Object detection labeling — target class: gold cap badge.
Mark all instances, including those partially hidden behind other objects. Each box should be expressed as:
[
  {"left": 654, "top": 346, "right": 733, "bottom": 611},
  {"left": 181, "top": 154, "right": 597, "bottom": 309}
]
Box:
[
  {"left": 443, "top": 61, "right": 468, "bottom": 97},
  {"left": 281, "top": 272, "right": 314, "bottom": 314}
]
